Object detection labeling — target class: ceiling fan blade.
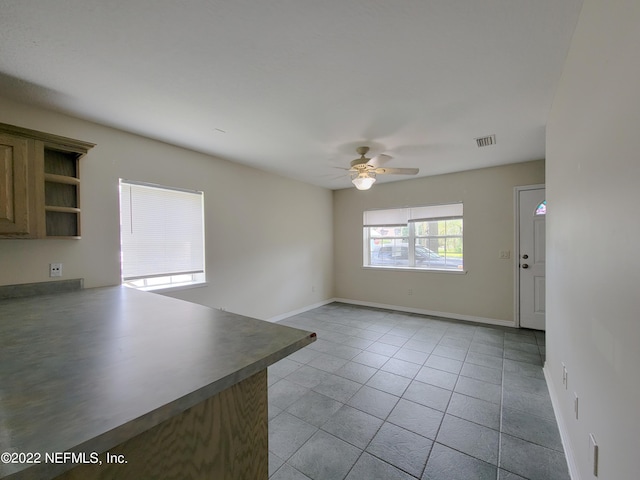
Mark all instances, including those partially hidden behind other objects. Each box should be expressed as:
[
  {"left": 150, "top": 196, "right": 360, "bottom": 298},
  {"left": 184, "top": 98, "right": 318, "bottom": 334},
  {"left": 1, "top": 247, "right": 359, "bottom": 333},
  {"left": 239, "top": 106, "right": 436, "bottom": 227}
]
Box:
[
  {"left": 374, "top": 167, "right": 419, "bottom": 175},
  {"left": 367, "top": 154, "right": 393, "bottom": 167}
]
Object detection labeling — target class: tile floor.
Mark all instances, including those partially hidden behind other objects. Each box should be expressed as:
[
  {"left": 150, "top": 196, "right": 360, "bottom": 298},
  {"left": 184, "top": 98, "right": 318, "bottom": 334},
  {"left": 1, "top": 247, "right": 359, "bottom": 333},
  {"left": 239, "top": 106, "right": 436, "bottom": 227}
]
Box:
[{"left": 268, "top": 303, "right": 570, "bottom": 480}]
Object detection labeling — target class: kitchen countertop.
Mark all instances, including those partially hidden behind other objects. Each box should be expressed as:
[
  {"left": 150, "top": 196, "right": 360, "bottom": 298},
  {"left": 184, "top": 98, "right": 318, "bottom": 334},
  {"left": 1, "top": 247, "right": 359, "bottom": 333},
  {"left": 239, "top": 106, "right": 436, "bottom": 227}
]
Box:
[{"left": 0, "top": 286, "right": 315, "bottom": 479}]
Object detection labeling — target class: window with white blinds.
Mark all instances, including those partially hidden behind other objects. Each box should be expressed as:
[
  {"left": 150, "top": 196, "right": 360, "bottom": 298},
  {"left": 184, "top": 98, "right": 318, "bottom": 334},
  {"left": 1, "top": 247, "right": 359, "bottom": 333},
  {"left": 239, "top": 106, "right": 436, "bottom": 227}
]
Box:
[
  {"left": 119, "top": 180, "right": 205, "bottom": 290},
  {"left": 363, "top": 203, "right": 464, "bottom": 271}
]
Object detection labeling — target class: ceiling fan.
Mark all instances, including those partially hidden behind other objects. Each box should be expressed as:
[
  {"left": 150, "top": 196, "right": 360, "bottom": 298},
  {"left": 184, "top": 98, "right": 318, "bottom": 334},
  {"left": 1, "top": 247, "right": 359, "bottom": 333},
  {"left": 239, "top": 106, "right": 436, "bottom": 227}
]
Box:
[{"left": 346, "top": 146, "right": 419, "bottom": 190}]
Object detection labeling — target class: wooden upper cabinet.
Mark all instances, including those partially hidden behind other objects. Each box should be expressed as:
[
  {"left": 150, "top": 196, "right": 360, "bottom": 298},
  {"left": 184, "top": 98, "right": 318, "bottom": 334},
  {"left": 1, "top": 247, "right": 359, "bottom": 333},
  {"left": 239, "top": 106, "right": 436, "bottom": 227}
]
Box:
[
  {"left": 0, "top": 134, "right": 34, "bottom": 236},
  {"left": 0, "top": 123, "right": 94, "bottom": 239}
]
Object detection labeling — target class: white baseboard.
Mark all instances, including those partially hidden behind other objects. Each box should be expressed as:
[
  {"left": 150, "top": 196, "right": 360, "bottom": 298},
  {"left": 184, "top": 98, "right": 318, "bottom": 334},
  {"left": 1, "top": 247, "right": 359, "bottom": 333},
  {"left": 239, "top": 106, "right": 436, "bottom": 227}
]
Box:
[
  {"left": 333, "top": 297, "right": 516, "bottom": 328},
  {"left": 544, "top": 363, "right": 580, "bottom": 480},
  {"left": 265, "top": 298, "right": 336, "bottom": 323}
]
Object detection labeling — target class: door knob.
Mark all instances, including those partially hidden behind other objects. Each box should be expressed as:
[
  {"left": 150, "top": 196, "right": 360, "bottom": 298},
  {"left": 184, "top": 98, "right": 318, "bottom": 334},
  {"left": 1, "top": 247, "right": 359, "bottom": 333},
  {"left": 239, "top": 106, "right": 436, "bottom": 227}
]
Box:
[
  {"left": 522, "top": 254, "right": 529, "bottom": 259},
  {"left": 522, "top": 264, "right": 529, "bottom": 269}
]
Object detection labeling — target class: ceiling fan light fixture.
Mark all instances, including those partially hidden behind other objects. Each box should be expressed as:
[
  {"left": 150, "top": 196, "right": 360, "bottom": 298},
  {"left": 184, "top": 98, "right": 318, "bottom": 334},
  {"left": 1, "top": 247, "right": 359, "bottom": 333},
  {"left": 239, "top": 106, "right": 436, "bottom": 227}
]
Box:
[{"left": 351, "top": 171, "right": 376, "bottom": 190}]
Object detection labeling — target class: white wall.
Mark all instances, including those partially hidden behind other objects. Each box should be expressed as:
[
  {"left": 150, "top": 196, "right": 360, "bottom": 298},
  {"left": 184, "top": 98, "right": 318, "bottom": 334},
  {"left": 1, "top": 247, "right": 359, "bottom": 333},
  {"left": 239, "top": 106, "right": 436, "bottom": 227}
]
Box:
[
  {"left": 0, "top": 96, "right": 334, "bottom": 320},
  {"left": 333, "top": 160, "right": 544, "bottom": 325},
  {"left": 546, "top": 0, "right": 640, "bottom": 478}
]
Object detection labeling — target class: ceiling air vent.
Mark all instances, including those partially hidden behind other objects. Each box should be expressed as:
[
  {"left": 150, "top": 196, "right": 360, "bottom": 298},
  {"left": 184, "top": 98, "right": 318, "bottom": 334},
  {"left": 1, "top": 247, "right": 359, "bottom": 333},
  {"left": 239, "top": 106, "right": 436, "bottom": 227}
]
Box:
[{"left": 475, "top": 134, "right": 496, "bottom": 148}]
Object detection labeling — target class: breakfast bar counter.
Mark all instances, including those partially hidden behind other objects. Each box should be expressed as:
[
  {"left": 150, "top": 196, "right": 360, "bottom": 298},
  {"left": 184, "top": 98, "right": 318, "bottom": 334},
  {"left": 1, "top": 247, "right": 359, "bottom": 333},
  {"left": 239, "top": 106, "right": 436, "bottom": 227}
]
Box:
[{"left": 0, "top": 286, "right": 315, "bottom": 479}]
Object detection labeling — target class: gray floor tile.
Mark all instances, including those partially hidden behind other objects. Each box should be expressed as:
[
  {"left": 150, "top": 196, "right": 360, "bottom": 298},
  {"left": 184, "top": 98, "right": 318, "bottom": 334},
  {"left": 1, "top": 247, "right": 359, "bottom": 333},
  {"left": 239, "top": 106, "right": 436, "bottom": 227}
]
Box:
[
  {"left": 270, "top": 379, "right": 311, "bottom": 410},
  {"left": 415, "top": 366, "right": 458, "bottom": 390},
  {"left": 504, "top": 348, "right": 543, "bottom": 366},
  {"left": 347, "top": 385, "right": 400, "bottom": 419},
  {"left": 271, "top": 463, "right": 312, "bottom": 480},
  {"left": 269, "top": 373, "right": 283, "bottom": 387},
  {"left": 286, "top": 390, "right": 344, "bottom": 427},
  {"left": 269, "top": 403, "right": 283, "bottom": 421},
  {"left": 269, "top": 358, "right": 304, "bottom": 377},
  {"left": 287, "top": 347, "right": 322, "bottom": 364},
  {"left": 446, "top": 392, "right": 501, "bottom": 430},
  {"left": 388, "top": 325, "right": 419, "bottom": 338},
  {"left": 503, "top": 359, "right": 546, "bottom": 379},
  {"left": 288, "top": 430, "right": 362, "bottom": 480},
  {"left": 353, "top": 329, "right": 384, "bottom": 341},
  {"left": 465, "top": 351, "right": 504, "bottom": 370},
  {"left": 498, "top": 469, "right": 527, "bottom": 480},
  {"left": 285, "top": 364, "right": 332, "bottom": 389},
  {"left": 431, "top": 344, "right": 468, "bottom": 361},
  {"left": 411, "top": 330, "right": 444, "bottom": 343},
  {"left": 469, "top": 341, "right": 504, "bottom": 358},
  {"left": 436, "top": 414, "right": 499, "bottom": 465},
  {"left": 424, "top": 354, "right": 463, "bottom": 374},
  {"left": 346, "top": 452, "right": 416, "bottom": 480},
  {"left": 274, "top": 304, "right": 570, "bottom": 480},
  {"left": 460, "top": 362, "right": 503, "bottom": 385},
  {"left": 341, "top": 336, "right": 375, "bottom": 349},
  {"left": 269, "top": 412, "right": 318, "bottom": 460},
  {"left": 393, "top": 347, "right": 430, "bottom": 365},
  {"left": 312, "top": 373, "right": 362, "bottom": 403},
  {"left": 402, "top": 380, "right": 452, "bottom": 412},
  {"left": 403, "top": 339, "right": 438, "bottom": 354},
  {"left": 438, "top": 336, "right": 472, "bottom": 350},
  {"left": 503, "top": 389, "right": 555, "bottom": 421},
  {"left": 387, "top": 398, "right": 444, "bottom": 440},
  {"left": 307, "top": 352, "right": 349, "bottom": 373},
  {"left": 269, "top": 451, "right": 285, "bottom": 477},
  {"left": 367, "top": 341, "right": 401, "bottom": 357},
  {"left": 505, "top": 339, "right": 541, "bottom": 354},
  {"left": 363, "top": 323, "right": 393, "bottom": 333},
  {"left": 334, "top": 361, "right": 378, "bottom": 384},
  {"left": 323, "top": 342, "right": 363, "bottom": 360},
  {"left": 454, "top": 376, "right": 502, "bottom": 404},
  {"left": 319, "top": 330, "right": 354, "bottom": 344},
  {"left": 366, "top": 422, "right": 433, "bottom": 478},
  {"left": 505, "top": 332, "right": 538, "bottom": 345},
  {"left": 503, "top": 372, "right": 550, "bottom": 398},
  {"left": 500, "top": 434, "right": 570, "bottom": 480},
  {"left": 321, "top": 405, "right": 383, "bottom": 449},
  {"left": 501, "top": 406, "right": 564, "bottom": 451},
  {"left": 366, "top": 370, "right": 412, "bottom": 396},
  {"left": 352, "top": 350, "right": 391, "bottom": 369},
  {"left": 422, "top": 443, "right": 497, "bottom": 480},
  {"left": 473, "top": 330, "right": 505, "bottom": 346},
  {"left": 378, "top": 333, "right": 410, "bottom": 347},
  {"left": 381, "top": 357, "right": 422, "bottom": 378},
  {"left": 307, "top": 338, "right": 339, "bottom": 353}
]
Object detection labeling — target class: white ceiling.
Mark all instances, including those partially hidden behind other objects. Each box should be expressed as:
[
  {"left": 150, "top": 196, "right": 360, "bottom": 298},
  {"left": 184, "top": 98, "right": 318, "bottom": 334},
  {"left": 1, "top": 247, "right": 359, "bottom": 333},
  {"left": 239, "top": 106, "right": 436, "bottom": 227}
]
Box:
[{"left": 0, "top": 0, "right": 583, "bottom": 190}]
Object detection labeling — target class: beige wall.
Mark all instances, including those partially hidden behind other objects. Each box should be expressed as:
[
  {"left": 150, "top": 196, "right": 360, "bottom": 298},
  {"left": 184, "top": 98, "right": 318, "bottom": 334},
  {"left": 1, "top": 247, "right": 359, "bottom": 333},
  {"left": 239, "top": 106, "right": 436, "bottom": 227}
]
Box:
[
  {"left": 546, "top": 0, "right": 640, "bottom": 478},
  {"left": 0, "top": 96, "right": 334, "bottom": 320},
  {"left": 333, "top": 160, "right": 544, "bottom": 325}
]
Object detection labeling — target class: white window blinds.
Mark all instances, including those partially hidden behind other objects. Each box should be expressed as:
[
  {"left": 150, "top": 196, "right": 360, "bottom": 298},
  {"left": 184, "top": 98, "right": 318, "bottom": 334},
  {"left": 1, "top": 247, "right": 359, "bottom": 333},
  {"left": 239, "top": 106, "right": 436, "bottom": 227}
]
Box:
[
  {"left": 119, "top": 180, "right": 204, "bottom": 281},
  {"left": 364, "top": 203, "right": 462, "bottom": 226}
]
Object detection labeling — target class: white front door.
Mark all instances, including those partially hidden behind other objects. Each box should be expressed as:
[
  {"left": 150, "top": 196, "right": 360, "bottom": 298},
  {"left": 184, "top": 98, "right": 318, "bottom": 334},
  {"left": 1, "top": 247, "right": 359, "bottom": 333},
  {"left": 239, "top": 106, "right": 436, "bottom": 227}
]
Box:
[{"left": 518, "top": 187, "right": 546, "bottom": 330}]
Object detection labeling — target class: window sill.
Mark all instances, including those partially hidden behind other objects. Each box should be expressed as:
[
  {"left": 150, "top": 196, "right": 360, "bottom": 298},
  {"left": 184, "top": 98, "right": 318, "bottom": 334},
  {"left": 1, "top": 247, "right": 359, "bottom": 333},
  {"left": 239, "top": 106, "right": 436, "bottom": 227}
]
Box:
[
  {"left": 123, "top": 281, "right": 208, "bottom": 293},
  {"left": 362, "top": 266, "right": 467, "bottom": 274}
]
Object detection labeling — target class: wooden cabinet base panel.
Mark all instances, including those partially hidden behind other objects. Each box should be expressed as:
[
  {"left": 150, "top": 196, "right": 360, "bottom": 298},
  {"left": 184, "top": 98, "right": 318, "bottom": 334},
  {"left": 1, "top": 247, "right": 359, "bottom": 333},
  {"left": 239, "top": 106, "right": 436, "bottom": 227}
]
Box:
[{"left": 56, "top": 370, "right": 268, "bottom": 480}]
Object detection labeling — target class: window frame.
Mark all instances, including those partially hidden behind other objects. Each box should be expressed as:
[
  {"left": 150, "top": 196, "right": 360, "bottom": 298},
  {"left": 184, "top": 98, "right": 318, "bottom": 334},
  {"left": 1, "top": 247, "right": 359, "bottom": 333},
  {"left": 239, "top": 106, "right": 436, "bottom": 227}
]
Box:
[{"left": 363, "top": 203, "right": 464, "bottom": 273}]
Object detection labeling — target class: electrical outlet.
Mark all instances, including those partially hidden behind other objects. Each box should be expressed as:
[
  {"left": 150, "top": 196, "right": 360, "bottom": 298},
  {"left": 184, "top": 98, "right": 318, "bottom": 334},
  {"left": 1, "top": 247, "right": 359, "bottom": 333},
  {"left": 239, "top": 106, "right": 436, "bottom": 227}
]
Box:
[
  {"left": 407, "top": 289, "right": 413, "bottom": 296},
  {"left": 574, "top": 392, "right": 579, "bottom": 420},
  {"left": 589, "top": 434, "right": 599, "bottom": 476},
  {"left": 49, "top": 263, "right": 62, "bottom": 277},
  {"left": 499, "top": 250, "right": 511, "bottom": 259}
]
